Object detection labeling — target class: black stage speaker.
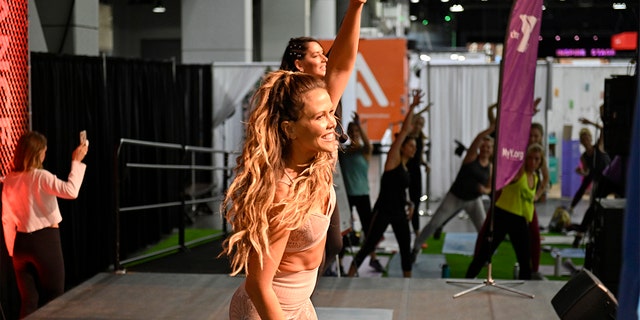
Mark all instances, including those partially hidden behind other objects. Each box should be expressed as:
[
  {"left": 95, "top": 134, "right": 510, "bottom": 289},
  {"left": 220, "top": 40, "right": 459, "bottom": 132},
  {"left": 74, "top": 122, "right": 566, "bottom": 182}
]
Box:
[
  {"left": 603, "top": 75, "right": 636, "bottom": 156},
  {"left": 587, "top": 198, "right": 625, "bottom": 297},
  {"left": 552, "top": 269, "right": 618, "bottom": 320}
]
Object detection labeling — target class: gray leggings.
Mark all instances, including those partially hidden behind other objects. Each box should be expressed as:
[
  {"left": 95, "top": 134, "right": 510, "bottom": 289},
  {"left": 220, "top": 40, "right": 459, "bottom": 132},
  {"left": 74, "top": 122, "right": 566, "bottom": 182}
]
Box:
[{"left": 413, "top": 192, "right": 486, "bottom": 250}]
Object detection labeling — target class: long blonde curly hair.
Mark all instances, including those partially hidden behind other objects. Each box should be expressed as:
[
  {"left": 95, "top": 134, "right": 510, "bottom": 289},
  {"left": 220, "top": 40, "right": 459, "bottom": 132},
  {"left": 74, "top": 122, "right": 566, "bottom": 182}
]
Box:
[{"left": 222, "top": 70, "right": 335, "bottom": 276}]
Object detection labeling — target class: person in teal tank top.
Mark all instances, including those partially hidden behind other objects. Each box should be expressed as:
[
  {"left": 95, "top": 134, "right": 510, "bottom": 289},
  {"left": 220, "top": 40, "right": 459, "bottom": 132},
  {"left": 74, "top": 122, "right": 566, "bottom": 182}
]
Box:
[
  {"left": 338, "top": 112, "right": 384, "bottom": 272},
  {"left": 465, "top": 143, "right": 544, "bottom": 280}
]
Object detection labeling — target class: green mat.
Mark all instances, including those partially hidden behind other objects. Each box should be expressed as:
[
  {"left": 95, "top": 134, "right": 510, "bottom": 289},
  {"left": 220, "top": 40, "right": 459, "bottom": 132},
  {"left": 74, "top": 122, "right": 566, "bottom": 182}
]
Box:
[
  {"left": 421, "top": 232, "right": 584, "bottom": 280},
  {"left": 123, "top": 228, "right": 223, "bottom": 268}
]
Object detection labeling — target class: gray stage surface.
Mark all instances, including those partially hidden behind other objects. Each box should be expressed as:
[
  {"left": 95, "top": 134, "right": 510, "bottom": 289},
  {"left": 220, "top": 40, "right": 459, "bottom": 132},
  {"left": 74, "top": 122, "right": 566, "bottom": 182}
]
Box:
[{"left": 27, "top": 272, "right": 565, "bottom": 320}]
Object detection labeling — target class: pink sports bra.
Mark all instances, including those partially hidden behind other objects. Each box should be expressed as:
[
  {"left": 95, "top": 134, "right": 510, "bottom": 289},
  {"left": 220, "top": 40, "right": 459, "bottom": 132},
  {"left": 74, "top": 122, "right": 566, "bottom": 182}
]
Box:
[{"left": 284, "top": 187, "right": 335, "bottom": 253}]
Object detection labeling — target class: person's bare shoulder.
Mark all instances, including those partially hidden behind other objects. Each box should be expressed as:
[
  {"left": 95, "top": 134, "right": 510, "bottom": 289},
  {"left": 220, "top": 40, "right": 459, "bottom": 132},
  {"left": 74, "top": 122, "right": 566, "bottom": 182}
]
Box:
[{"left": 275, "top": 174, "right": 292, "bottom": 203}]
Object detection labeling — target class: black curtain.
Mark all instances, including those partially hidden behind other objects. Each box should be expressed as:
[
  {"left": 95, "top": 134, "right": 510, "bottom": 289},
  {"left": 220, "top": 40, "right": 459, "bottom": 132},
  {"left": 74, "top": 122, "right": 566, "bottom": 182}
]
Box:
[
  {"left": 0, "top": 52, "right": 211, "bottom": 320},
  {"left": 106, "top": 58, "right": 185, "bottom": 257},
  {"left": 29, "top": 53, "right": 114, "bottom": 290},
  {"left": 176, "top": 64, "right": 213, "bottom": 183}
]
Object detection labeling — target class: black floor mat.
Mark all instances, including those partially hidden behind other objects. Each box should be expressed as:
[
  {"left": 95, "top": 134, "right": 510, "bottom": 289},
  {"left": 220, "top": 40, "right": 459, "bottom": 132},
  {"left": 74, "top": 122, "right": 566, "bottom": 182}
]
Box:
[{"left": 126, "top": 238, "right": 232, "bottom": 274}]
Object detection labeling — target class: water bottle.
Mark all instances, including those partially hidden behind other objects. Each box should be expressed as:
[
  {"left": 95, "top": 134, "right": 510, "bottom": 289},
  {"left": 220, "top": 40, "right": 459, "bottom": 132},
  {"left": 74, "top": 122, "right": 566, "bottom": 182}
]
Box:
[
  {"left": 441, "top": 264, "right": 450, "bottom": 278},
  {"left": 513, "top": 262, "right": 520, "bottom": 279}
]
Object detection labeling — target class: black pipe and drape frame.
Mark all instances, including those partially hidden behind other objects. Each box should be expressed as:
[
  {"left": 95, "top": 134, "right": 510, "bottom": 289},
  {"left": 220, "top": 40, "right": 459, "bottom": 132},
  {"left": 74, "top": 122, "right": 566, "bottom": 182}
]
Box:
[{"left": 0, "top": 52, "right": 220, "bottom": 319}]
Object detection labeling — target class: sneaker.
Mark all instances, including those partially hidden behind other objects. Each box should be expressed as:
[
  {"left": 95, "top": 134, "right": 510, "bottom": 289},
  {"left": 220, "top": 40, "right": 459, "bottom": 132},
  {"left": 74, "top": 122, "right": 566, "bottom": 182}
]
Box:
[{"left": 369, "top": 259, "right": 384, "bottom": 272}]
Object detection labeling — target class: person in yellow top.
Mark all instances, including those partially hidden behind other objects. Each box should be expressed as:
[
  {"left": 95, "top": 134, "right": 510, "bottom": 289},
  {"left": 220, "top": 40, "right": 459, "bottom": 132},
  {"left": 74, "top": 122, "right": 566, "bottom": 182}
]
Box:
[{"left": 465, "top": 143, "right": 544, "bottom": 280}]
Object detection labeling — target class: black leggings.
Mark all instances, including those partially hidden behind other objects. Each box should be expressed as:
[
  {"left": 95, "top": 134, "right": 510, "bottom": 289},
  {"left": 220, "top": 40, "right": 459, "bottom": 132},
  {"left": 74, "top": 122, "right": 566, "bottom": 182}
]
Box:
[
  {"left": 321, "top": 205, "right": 343, "bottom": 275},
  {"left": 577, "top": 178, "right": 625, "bottom": 232},
  {"left": 347, "top": 195, "right": 373, "bottom": 236},
  {"left": 465, "top": 207, "right": 532, "bottom": 280},
  {"left": 570, "top": 175, "right": 593, "bottom": 208},
  {"left": 354, "top": 209, "right": 412, "bottom": 272},
  {"left": 12, "top": 228, "right": 65, "bottom": 318}
]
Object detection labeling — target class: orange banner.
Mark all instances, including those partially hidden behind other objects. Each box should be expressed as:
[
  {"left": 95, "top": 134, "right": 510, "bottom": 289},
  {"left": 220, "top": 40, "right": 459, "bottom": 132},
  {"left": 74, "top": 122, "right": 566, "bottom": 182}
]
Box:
[{"left": 319, "top": 38, "right": 408, "bottom": 141}]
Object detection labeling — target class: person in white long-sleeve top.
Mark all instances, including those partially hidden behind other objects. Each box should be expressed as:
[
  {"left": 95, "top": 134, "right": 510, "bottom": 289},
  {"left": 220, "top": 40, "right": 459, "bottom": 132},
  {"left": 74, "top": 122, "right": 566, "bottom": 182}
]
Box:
[{"left": 2, "top": 131, "right": 88, "bottom": 319}]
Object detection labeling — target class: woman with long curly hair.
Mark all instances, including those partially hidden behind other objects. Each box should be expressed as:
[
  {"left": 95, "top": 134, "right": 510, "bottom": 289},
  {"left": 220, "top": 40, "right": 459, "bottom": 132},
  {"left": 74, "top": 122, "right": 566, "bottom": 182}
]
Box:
[{"left": 223, "top": 70, "right": 341, "bottom": 320}]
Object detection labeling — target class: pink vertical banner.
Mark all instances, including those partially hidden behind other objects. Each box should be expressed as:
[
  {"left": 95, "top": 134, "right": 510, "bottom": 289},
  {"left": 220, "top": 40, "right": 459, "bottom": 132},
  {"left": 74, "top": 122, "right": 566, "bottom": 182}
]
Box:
[{"left": 495, "top": 0, "right": 543, "bottom": 190}]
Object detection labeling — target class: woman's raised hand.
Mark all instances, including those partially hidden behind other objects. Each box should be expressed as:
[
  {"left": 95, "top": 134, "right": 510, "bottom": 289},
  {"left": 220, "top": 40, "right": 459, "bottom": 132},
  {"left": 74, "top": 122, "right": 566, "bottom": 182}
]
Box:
[
  {"left": 72, "top": 143, "right": 89, "bottom": 162},
  {"left": 410, "top": 89, "right": 424, "bottom": 108}
]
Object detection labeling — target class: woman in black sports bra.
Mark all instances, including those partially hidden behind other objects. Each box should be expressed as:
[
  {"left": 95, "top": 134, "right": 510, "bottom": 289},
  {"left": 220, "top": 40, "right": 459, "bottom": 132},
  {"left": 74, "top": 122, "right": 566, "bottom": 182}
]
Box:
[{"left": 348, "top": 89, "right": 424, "bottom": 278}]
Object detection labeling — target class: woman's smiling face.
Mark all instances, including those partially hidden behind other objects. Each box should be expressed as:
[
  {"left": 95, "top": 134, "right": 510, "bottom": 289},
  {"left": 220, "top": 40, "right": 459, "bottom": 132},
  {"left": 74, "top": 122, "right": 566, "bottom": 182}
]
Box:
[
  {"left": 288, "top": 88, "right": 337, "bottom": 158},
  {"left": 294, "top": 41, "right": 328, "bottom": 78}
]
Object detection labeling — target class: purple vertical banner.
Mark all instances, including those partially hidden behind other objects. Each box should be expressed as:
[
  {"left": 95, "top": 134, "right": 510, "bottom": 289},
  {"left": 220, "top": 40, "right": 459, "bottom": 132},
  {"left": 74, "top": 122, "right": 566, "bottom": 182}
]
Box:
[{"left": 495, "top": 0, "right": 543, "bottom": 190}]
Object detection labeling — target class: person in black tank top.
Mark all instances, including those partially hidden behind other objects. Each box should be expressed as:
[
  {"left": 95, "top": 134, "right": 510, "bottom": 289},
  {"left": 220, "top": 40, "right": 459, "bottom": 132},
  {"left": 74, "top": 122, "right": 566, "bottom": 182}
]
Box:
[
  {"left": 411, "top": 125, "right": 495, "bottom": 263},
  {"left": 569, "top": 117, "right": 612, "bottom": 247},
  {"left": 348, "top": 89, "right": 424, "bottom": 278}
]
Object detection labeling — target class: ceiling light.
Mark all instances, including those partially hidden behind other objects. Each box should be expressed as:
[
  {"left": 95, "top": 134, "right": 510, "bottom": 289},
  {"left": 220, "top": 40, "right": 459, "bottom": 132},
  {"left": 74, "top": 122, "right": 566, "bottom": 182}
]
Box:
[
  {"left": 153, "top": 1, "right": 166, "bottom": 14},
  {"left": 411, "top": 0, "right": 420, "bottom": 3},
  {"left": 613, "top": 3, "right": 627, "bottom": 10},
  {"left": 441, "top": 0, "right": 450, "bottom": 3},
  {"left": 450, "top": 4, "right": 464, "bottom": 12}
]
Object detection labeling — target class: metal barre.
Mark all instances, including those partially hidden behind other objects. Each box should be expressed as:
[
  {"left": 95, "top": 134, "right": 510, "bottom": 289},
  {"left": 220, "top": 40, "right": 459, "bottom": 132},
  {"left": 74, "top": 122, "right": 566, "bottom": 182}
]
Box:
[
  {"left": 125, "top": 163, "right": 231, "bottom": 171},
  {"left": 119, "top": 138, "right": 183, "bottom": 150},
  {"left": 120, "top": 201, "right": 183, "bottom": 212},
  {"left": 114, "top": 138, "right": 236, "bottom": 272},
  {"left": 119, "top": 138, "right": 240, "bottom": 155},
  {"left": 119, "top": 195, "right": 223, "bottom": 212},
  {"left": 184, "top": 145, "right": 239, "bottom": 154}
]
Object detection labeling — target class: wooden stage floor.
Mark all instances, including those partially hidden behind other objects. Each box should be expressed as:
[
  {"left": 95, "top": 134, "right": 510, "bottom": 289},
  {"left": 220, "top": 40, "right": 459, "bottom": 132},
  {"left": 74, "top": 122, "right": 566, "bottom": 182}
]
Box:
[{"left": 27, "top": 272, "right": 565, "bottom": 320}]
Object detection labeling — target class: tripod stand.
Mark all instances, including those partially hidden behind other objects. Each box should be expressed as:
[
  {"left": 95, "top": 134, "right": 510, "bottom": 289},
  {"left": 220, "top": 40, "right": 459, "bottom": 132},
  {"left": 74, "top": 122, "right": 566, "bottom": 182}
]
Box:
[{"left": 447, "top": 258, "right": 534, "bottom": 299}]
